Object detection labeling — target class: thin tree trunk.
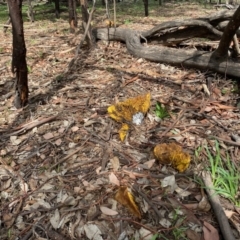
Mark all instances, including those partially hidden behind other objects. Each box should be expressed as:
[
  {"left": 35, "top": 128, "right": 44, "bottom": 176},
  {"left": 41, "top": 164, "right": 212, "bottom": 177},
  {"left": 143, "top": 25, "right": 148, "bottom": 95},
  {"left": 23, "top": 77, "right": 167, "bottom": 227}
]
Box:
[
  {"left": 27, "top": 0, "right": 34, "bottom": 22},
  {"left": 68, "top": 0, "right": 77, "bottom": 33},
  {"left": 143, "top": 0, "right": 148, "bottom": 17},
  {"left": 8, "top": 0, "right": 29, "bottom": 108},
  {"left": 214, "top": 5, "right": 240, "bottom": 57},
  {"left": 3, "top": 2, "right": 10, "bottom": 33},
  {"left": 55, "top": 0, "right": 60, "bottom": 18}
]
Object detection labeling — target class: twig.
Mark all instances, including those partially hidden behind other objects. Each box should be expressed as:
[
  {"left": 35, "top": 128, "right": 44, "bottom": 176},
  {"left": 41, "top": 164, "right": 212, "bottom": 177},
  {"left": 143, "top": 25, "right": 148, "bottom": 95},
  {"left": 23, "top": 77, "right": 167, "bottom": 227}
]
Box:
[
  {"left": 132, "top": 184, "right": 161, "bottom": 222},
  {"left": 104, "top": 217, "right": 157, "bottom": 233},
  {"left": 158, "top": 109, "right": 186, "bottom": 138},
  {"left": 209, "top": 135, "right": 240, "bottom": 147},
  {"left": 122, "top": 75, "right": 139, "bottom": 87},
  {"left": 75, "top": 0, "right": 96, "bottom": 56},
  {"left": 59, "top": 47, "right": 76, "bottom": 54},
  {"left": 4, "top": 115, "right": 58, "bottom": 137},
  {"left": 202, "top": 171, "right": 235, "bottom": 240},
  {"left": 49, "top": 137, "right": 89, "bottom": 170}
]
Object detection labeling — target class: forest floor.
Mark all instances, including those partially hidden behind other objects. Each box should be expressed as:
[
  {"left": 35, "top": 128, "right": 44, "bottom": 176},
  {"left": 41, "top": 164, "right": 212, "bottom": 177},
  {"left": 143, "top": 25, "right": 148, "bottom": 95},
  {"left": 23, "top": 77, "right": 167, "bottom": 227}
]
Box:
[{"left": 0, "top": 1, "right": 240, "bottom": 240}]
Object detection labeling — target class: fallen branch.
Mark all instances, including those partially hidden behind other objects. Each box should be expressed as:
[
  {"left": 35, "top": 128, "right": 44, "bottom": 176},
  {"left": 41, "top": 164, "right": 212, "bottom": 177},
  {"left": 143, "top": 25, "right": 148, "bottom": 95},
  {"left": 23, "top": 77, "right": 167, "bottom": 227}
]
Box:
[
  {"left": 202, "top": 171, "right": 235, "bottom": 240},
  {"left": 5, "top": 115, "right": 58, "bottom": 137}
]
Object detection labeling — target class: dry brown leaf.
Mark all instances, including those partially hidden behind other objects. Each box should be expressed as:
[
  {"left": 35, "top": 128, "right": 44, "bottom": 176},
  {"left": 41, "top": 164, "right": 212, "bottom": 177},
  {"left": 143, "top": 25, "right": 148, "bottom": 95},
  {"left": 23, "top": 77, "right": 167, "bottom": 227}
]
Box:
[
  {"left": 213, "top": 102, "right": 236, "bottom": 110},
  {"left": 2, "top": 212, "right": 14, "bottom": 228},
  {"left": 143, "top": 159, "right": 155, "bottom": 169},
  {"left": 224, "top": 210, "right": 235, "bottom": 218},
  {"left": 109, "top": 172, "right": 120, "bottom": 186},
  {"left": 43, "top": 132, "right": 54, "bottom": 140},
  {"left": 71, "top": 126, "right": 79, "bottom": 132},
  {"left": 100, "top": 206, "right": 118, "bottom": 216},
  {"left": 186, "top": 229, "right": 201, "bottom": 240},
  {"left": 55, "top": 138, "right": 62, "bottom": 146},
  {"left": 115, "top": 186, "right": 141, "bottom": 218},
  {"left": 198, "top": 196, "right": 211, "bottom": 212},
  {"left": 110, "top": 156, "right": 120, "bottom": 171}
]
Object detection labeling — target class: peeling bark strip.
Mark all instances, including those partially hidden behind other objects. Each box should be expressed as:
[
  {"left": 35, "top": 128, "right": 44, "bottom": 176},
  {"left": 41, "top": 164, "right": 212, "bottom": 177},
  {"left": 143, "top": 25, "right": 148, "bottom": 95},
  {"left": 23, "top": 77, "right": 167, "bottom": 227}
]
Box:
[
  {"left": 93, "top": 8, "right": 240, "bottom": 78},
  {"left": 8, "top": 0, "right": 28, "bottom": 109}
]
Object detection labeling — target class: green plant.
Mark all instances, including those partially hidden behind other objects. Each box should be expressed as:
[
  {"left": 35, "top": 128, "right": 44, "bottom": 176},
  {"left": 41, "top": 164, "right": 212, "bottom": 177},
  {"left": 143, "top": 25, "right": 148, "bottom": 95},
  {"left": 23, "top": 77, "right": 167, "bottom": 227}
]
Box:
[
  {"left": 150, "top": 233, "right": 160, "bottom": 240},
  {"left": 27, "top": 65, "right": 32, "bottom": 73},
  {"left": 155, "top": 233, "right": 168, "bottom": 240},
  {"left": 155, "top": 101, "right": 169, "bottom": 119},
  {"left": 172, "top": 226, "right": 188, "bottom": 240},
  {"left": 55, "top": 74, "right": 64, "bottom": 82},
  {"left": 124, "top": 19, "right": 132, "bottom": 24},
  {"left": 206, "top": 141, "right": 240, "bottom": 206}
]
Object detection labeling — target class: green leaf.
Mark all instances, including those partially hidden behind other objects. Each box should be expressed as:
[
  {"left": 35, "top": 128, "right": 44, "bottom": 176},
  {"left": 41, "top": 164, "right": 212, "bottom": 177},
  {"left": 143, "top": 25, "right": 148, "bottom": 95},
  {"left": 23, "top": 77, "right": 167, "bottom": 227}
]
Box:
[{"left": 155, "top": 101, "right": 169, "bottom": 119}]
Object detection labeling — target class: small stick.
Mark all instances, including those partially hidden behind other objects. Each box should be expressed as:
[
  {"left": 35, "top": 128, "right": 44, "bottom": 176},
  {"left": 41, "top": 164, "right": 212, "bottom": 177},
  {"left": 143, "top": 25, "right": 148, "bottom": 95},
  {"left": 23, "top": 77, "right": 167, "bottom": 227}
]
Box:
[
  {"left": 158, "top": 109, "right": 186, "bottom": 138},
  {"left": 75, "top": 0, "right": 96, "bottom": 56},
  {"left": 49, "top": 137, "right": 89, "bottom": 170}
]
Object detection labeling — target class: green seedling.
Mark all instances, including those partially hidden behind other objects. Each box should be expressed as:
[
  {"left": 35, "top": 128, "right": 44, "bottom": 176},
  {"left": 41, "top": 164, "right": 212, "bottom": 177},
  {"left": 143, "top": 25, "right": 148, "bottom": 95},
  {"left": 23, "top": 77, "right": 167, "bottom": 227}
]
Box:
[
  {"left": 206, "top": 141, "right": 240, "bottom": 206},
  {"left": 155, "top": 101, "right": 169, "bottom": 120},
  {"left": 172, "top": 226, "right": 188, "bottom": 240},
  {"left": 27, "top": 65, "right": 32, "bottom": 73}
]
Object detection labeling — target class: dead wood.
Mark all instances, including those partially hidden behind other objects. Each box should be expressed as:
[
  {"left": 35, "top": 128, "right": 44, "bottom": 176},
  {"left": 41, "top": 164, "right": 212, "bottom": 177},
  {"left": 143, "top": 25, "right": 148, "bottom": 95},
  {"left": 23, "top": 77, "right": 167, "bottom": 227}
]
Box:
[
  {"left": 93, "top": 27, "right": 240, "bottom": 78},
  {"left": 142, "top": 19, "right": 223, "bottom": 39},
  {"left": 93, "top": 9, "right": 240, "bottom": 78},
  {"left": 215, "top": 6, "right": 240, "bottom": 57}
]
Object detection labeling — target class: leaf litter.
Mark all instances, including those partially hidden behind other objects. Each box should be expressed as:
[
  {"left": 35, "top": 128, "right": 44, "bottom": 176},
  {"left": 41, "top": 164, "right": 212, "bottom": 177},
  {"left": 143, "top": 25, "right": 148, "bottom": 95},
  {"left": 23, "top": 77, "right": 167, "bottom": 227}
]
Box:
[{"left": 0, "top": 6, "right": 240, "bottom": 240}]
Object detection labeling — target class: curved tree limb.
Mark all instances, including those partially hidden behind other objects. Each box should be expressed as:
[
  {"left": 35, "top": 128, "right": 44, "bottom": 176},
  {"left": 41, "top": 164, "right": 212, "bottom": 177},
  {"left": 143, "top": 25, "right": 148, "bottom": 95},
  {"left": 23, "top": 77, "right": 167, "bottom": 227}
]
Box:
[
  {"left": 93, "top": 27, "right": 240, "bottom": 77},
  {"left": 142, "top": 19, "right": 223, "bottom": 38}
]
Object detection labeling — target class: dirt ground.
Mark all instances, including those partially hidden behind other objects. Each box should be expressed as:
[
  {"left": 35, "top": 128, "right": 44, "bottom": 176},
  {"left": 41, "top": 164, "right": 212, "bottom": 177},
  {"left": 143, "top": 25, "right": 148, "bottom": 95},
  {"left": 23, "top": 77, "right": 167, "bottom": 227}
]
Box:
[{"left": 0, "top": 2, "right": 240, "bottom": 240}]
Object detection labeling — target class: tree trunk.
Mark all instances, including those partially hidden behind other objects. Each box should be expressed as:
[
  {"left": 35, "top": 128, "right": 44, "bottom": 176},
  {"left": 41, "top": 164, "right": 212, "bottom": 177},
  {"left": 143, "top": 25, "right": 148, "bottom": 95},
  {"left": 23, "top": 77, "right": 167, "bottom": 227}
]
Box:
[
  {"left": 55, "top": 0, "right": 60, "bottom": 18},
  {"left": 214, "top": 5, "right": 240, "bottom": 58},
  {"left": 8, "top": 0, "right": 28, "bottom": 108},
  {"left": 143, "top": 0, "right": 148, "bottom": 17},
  {"left": 68, "top": 0, "right": 77, "bottom": 33}
]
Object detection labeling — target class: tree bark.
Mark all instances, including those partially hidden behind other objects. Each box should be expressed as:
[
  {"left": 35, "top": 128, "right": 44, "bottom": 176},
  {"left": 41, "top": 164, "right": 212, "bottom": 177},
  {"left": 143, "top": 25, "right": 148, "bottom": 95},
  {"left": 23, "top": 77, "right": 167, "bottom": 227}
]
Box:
[
  {"left": 54, "top": 0, "right": 60, "bottom": 18},
  {"left": 68, "top": 0, "right": 77, "bottom": 33},
  {"left": 8, "top": 0, "right": 29, "bottom": 108},
  {"left": 143, "top": 0, "right": 148, "bottom": 17},
  {"left": 214, "top": 5, "right": 240, "bottom": 58}
]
